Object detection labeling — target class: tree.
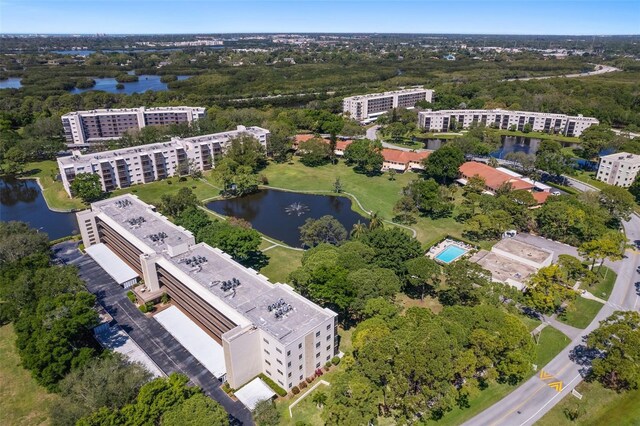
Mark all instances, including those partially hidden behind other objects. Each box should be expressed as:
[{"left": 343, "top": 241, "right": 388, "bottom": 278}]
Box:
[
  {"left": 523, "top": 265, "right": 576, "bottom": 314},
  {"left": 629, "top": 174, "right": 640, "bottom": 203},
  {"left": 534, "top": 140, "right": 571, "bottom": 176},
  {"left": 580, "top": 125, "right": 615, "bottom": 159},
  {"left": 175, "top": 207, "right": 211, "bottom": 232},
  {"left": 299, "top": 215, "right": 347, "bottom": 247},
  {"left": 586, "top": 311, "right": 640, "bottom": 391},
  {"left": 393, "top": 195, "right": 417, "bottom": 224},
  {"left": 423, "top": 144, "right": 465, "bottom": 184},
  {"left": 70, "top": 173, "right": 104, "bottom": 203},
  {"left": 368, "top": 211, "right": 383, "bottom": 230},
  {"left": 403, "top": 178, "right": 454, "bottom": 219},
  {"left": 599, "top": 185, "right": 636, "bottom": 223},
  {"left": 323, "top": 372, "right": 380, "bottom": 426},
  {"left": 505, "top": 152, "right": 536, "bottom": 176},
  {"left": 343, "top": 138, "right": 384, "bottom": 175},
  {"left": 223, "top": 134, "right": 267, "bottom": 172},
  {"left": 14, "top": 291, "right": 99, "bottom": 390},
  {"left": 347, "top": 267, "right": 401, "bottom": 315},
  {"left": 405, "top": 256, "right": 440, "bottom": 300},
  {"left": 579, "top": 232, "right": 625, "bottom": 273},
  {"left": 350, "top": 221, "right": 367, "bottom": 239},
  {"left": 162, "top": 393, "right": 228, "bottom": 426},
  {"left": 439, "top": 260, "right": 490, "bottom": 306},
  {"left": 388, "top": 168, "right": 397, "bottom": 181},
  {"left": 311, "top": 391, "right": 328, "bottom": 408},
  {"left": 51, "top": 353, "right": 152, "bottom": 426},
  {"left": 197, "top": 220, "right": 262, "bottom": 263},
  {"left": 264, "top": 120, "right": 293, "bottom": 162},
  {"left": 299, "top": 137, "right": 331, "bottom": 167},
  {"left": 356, "top": 227, "right": 422, "bottom": 273},
  {"left": 2, "top": 146, "right": 26, "bottom": 175},
  {"left": 333, "top": 177, "right": 342, "bottom": 193},
  {"left": 160, "top": 187, "right": 199, "bottom": 217},
  {"left": 253, "top": 399, "right": 280, "bottom": 426},
  {"left": 0, "top": 221, "right": 49, "bottom": 265}
]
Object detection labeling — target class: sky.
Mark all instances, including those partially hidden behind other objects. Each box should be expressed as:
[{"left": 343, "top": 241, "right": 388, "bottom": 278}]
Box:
[{"left": 1, "top": 0, "right": 638, "bottom": 35}]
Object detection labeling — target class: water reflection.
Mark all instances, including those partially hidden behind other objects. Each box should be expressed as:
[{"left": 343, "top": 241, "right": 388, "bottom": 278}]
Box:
[{"left": 206, "top": 189, "right": 367, "bottom": 247}]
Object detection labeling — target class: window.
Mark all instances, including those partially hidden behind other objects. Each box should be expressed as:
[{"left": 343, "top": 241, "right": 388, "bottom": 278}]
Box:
[
  {"left": 316, "top": 331, "right": 320, "bottom": 338},
  {"left": 288, "top": 372, "right": 292, "bottom": 378},
  {"left": 277, "top": 369, "right": 283, "bottom": 376},
  {"left": 326, "top": 345, "right": 331, "bottom": 351},
  {"left": 326, "top": 324, "right": 331, "bottom": 331},
  {"left": 327, "top": 355, "right": 331, "bottom": 361},
  {"left": 316, "top": 363, "right": 320, "bottom": 368},
  {"left": 287, "top": 350, "right": 291, "bottom": 357},
  {"left": 315, "top": 342, "right": 320, "bottom": 348},
  {"left": 264, "top": 349, "right": 270, "bottom": 355},
  {"left": 278, "top": 380, "right": 284, "bottom": 386},
  {"left": 299, "top": 354, "right": 302, "bottom": 360},
  {"left": 276, "top": 348, "right": 282, "bottom": 354},
  {"left": 298, "top": 343, "right": 302, "bottom": 349},
  {"left": 277, "top": 359, "right": 283, "bottom": 365},
  {"left": 316, "top": 352, "right": 320, "bottom": 358},
  {"left": 288, "top": 383, "right": 292, "bottom": 388},
  {"left": 265, "top": 370, "right": 271, "bottom": 376},
  {"left": 299, "top": 365, "right": 303, "bottom": 370},
  {"left": 326, "top": 335, "right": 331, "bottom": 341},
  {"left": 287, "top": 362, "right": 291, "bottom": 367}
]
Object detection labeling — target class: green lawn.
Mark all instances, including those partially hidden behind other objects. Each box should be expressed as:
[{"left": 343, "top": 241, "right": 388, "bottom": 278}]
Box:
[
  {"left": 259, "top": 246, "right": 303, "bottom": 284},
  {"left": 23, "top": 160, "right": 85, "bottom": 211},
  {"left": 0, "top": 324, "right": 59, "bottom": 426},
  {"left": 262, "top": 158, "right": 470, "bottom": 246},
  {"left": 533, "top": 326, "right": 571, "bottom": 367},
  {"left": 558, "top": 297, "right": 603, "bottom": 329},
  {"left": 572, "top": 170, "right": 610, "bottom": 190},
  {"left": 537, "top": 380, "right": 640, "bottom": 426},
  {"left": 113, "top": 175, "right": 221, "bottom": 206},
  {"left": 583, "top": 267, "right": 616, "bottom": 300}
]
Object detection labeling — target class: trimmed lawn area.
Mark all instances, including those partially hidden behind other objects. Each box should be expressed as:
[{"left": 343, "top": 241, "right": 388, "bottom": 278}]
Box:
[
  {"left": 583, "top": 266, "right": 616, "bottom": 300},
  {"left": 533, "top": 326, "right": 571, "bottom": 367},
  {"left": 113, "top": 175, "right": 220, "bottom": 206},
  {"left": 382, "top": 139, "right": 425, "bottom": 150},
  {"left": 0, "top": 324, "right": 59, "bottom": 426},
  {"left": 558, "top": 297, "right": 603, "bottom": 329},
  {"left": 259, "top": 246, "right": 303, "bottom": 284},
  {"left": 23, "top": 160, "right": 85, "bottom": 211},
  {"left": 572, "top": 170, "right": 610, "bottom": 190},
  {"left": 538, "top": 380, "right": 640, "bottom": 426},
  {"left": 262, "top": 158, "right": 471, "bottom": 246}
]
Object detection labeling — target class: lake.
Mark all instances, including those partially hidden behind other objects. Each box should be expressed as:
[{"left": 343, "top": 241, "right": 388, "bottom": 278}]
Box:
[
  {"left": 69, "top": 74, "right": 191, "bottom": 94},
  {"left": 0, "top": 78, "right": 22, "bottom": 89},
  {"left": 0, "top": 178, "right": 79, "bottom": 240},
  {"left": 420, "top": 136, "right": 578, "bottom": 158},
  {"left": 206, "top": 189, "right": 367, "bottom": 247}
]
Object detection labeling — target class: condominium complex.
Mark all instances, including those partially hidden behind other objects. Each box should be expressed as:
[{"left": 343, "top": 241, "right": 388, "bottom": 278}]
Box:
[
  {"left": 596, "top": 152, "right": 640, "bottom": 187},
  {"left": 57, "top": 126, "right": 269, "bottom": 196},
  {"left": 418, "top": 109, "right": 598, "bottom": 137},
  {"left": 343, "top": 87, "right": 434, "bottom": 122},
  {"left": 77, "top": 194, "right": 337, "bottom": 390},
  {"left": 61, "top": 106, "right": 207, "bottom": 145}
]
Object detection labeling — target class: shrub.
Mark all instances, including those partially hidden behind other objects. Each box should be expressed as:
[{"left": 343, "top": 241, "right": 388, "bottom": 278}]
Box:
[
  {"left": 144, "top": 301, "right": 155, "bottom": 312},
  {"left": 260, "top": 174, "right": 269, "bottom": 185},
  {"left": 299, "top": 381, "right": 307, "bottom": 389},
  {"left": 167, "top": 180, "right": 173, "bottom": 185},
  {"left": 126, "top": 291, "right": 136, "bottom": 303},
  {"left": 179, "top": 176, "right": 187, "bottom": 182},
  {"left": 258, "top": 373, "right": 287, "bottom": 397},
  {"left": 315, "top": 368, "right": 323, "bottom": 377},
  {"left": 291, "top": 386, "right": 300, "bottom": 395},
  {"left": 325, "top": 361, "right": 332, "bottom": 369},
  {"left": 139, "top": 304, "right": 148, "bottom": 313},
  {"left": 160, "top": 293, "right": 169, "bottom": 304},
  {"left": 306, "top": 377, "right": 313, "bottom": 384},
  {"left": 331, "top": 356, "right": 341, "bottom": 366}
]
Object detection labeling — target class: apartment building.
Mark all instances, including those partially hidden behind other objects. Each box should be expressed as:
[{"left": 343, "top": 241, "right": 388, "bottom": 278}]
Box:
[
  {"left": 62, "top": 106, "right": 207, "bottom": 145},
  {"left": 57, "top": 126, "right": 269, "bottom": 196},
  {"left": 77, "top": 194, "right": 338, "bottom": 390},
  {"left": 343, "top": 87, "right": 434, "bottom": 122},
  {"left": 596, "top": 152, "right": 640, "bottom": 187},
  {"left": 418, "top": 109, "right": 598, "bottom": 137}
]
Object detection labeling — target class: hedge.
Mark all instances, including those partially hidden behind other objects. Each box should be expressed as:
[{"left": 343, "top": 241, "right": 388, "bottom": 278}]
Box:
[{"left": 258, "top": 373, "right": 287, "bottom": 397}]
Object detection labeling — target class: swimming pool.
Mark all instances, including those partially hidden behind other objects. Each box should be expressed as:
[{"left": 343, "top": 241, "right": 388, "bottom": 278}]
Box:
[{"left": 434, "top": 245, "right": 468, "bottom": 264}]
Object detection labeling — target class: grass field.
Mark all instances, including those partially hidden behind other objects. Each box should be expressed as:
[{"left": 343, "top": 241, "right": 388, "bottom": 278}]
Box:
[
  {"left": 584, "top": 267, "right": 616, "bottom": 300},
  {"left": 558, "top": 297, "right": 603, "bottom": 329},
  {"left": 572, "top": 170, "right": 610, "bottom": 190},
  {"left": 23, "top": 160, "right": 85, "bottom": 211},
  {"left": 263, "top": 158, "right": 470, "bottom": 246},
  {"left": 0, "top": 324, "right": 58, "bottom": 426},
  {"left": 537, "top": 380, "right": 640, "bottom": 426},
  {"left": 259, "top": 246, "right": 303, "bottom": 284},
  {"left": 533, "top": 326, "right": 571, "bottom": 367}
]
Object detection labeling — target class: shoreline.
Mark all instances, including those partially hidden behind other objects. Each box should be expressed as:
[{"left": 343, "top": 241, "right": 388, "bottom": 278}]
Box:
[{"left": 26, "top": 176, "right": 81, "bottom": 213}]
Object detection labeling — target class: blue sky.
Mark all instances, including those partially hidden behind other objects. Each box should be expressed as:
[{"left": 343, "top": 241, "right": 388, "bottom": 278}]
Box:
[{"left": 1, "top": 1, "right": 638, "bottom": 35}]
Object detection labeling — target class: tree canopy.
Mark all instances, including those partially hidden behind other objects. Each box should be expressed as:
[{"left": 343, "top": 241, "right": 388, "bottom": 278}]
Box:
[{"left": 70, "top": 173, "right": 104, "bottom": 203}]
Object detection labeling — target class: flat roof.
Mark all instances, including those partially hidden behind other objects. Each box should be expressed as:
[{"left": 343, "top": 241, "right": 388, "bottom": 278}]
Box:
[
  {"left": 470, "top": 250, "right": 537, "bottom": 284},
  {"left": 91, "top": 194, "right": 193, "bottom": 254},
  {"left": 155, "top": 306, "right": 226, "bottom": 378},
  {"left": 85, "top": 243, "right": 139, "bottom": 284},
  {"left": 62, "top": 106, "right": 205, "bottom": 118},
  {"left": 493, "top": 238, "right": 553, "bottom": 264},
  {"left": 235, "top": 378, "right": 276, "bottom": 410},
  {"left": 165, "top": 243, "right": 334, "bottom": 344},
  {"left": 344, "top": 87, "right": 430, "bottom": 101},
  {"left": 599, "top": 152, "right": 640, "bottom": 163},
  {"left": 95, "top": 324, "right": 164, "bottom": 377}
]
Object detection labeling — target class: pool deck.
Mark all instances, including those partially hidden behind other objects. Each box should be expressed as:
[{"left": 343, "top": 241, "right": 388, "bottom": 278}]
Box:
[{"left": 427, "top": 239, "right": 473, "bottom": 264}]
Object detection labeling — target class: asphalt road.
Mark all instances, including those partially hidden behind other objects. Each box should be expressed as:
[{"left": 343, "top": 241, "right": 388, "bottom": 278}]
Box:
[
  {"left": 503, "top": 64, "right": 620, "bottom": 81},
  {"left": 463, "top": 214, "right": 640, "bottom": 426},
  {"left": 54, "top": 242, "right": 254, "bottom": 426}
]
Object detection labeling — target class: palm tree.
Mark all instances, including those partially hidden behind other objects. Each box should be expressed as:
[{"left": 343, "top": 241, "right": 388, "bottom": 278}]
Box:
[
  {"left": 312, "top": 391, "right": 327, "bottom": 408},
  {"left": 368, "top": 211, "right": 384, "bottom": 230},
  {"left": 351, "top": 221, "right": 367, "bottom": 239}
]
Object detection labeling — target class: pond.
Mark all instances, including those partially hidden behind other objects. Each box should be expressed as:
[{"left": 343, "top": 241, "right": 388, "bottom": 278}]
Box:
[
  {"left": 69, "top": 75, "right": 191, "bottom": 94},
  {"left": 419, "top": 136, "right": 579, "bottom": 158},
  {"left": 0, "top": 78, "right": 22, "bottom": 89},
  {"left": 0, "top": 178, "right": 79, "bottom": 240},
  {"left": 206, "top": 189, "right": 368, "bottom": 247}
]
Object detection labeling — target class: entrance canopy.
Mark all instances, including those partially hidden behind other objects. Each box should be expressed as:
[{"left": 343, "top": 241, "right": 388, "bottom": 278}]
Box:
[
  {"left": 85, "top": 243, "right": 138, "bottom": 287},
  {"left": 234, "top": 378, "right": 276, "bottom": 410}
]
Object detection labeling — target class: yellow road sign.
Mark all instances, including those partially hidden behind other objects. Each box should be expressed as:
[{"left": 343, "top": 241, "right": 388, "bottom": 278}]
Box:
[
  {"left": 548, "top": 381, "right": 563, "bottom": 392},
  {"left": 539, "top": 370, "right": 554, "bottom": 380}
]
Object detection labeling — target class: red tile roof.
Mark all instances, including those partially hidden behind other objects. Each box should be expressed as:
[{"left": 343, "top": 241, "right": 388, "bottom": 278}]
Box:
[
  {"left": 531, "top": 191, "right": 552, "bottom": 204},
  {"left": 382, "top": 149, "right": 430, "bottom": 164},
  {"left": 459, "top": 161, "right": 534, "bottom": 192},
  {"left": 336, "top": 140, "right": 353, "bottom": 150}
]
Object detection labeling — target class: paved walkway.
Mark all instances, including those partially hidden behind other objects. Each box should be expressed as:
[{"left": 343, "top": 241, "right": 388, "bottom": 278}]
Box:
[
  {"left": 54, "top": 243, "right": 254, "bottom": 425},
  {"left": 541, "top": 314, "right": 583, "bottom": 340}
]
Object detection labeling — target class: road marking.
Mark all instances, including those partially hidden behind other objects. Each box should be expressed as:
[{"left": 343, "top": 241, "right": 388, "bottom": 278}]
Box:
[
  {"left": 490, "top": 384, "right": 547, "bottom": 426},
  {"left": 539, "top": 370, "right": 554, "bottom": 380},
  {"left": 520, "top": 374, "right": 582, "bottom": 426},
  {"left": 548, "top": 381, "right": 563, "bottom": 392}
]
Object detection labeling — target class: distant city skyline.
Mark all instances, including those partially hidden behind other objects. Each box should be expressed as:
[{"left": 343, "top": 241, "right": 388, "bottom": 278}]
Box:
[{"left": 1, "top": 0, "right": 638, "bottom": 35}]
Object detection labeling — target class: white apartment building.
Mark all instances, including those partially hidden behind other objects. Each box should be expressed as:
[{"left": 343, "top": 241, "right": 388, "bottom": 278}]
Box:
[
  {"left": 343, "top": 87, "right": 434, "bottom": 122},
  {"left": 62, "top": 106, "right": 207, "bottom": 145},
  {"left": 596, "top": 152, "right": 640, "bottom": 187},
  {"left": 57, "top": 126, "right": 269, "bottom": 196},
  {"left": 418, "top": 109, "right": 598, "bottom": 137},
  {"left": 77, "top": 194, "right": 338, "bottom": 390}
]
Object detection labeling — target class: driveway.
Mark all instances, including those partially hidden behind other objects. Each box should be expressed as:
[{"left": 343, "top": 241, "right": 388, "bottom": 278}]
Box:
[{"left": 55, "top": 243, "right": 254, "bottom": 425}]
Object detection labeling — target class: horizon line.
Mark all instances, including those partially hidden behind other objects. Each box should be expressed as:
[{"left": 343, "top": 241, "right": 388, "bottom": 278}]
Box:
[{"left": 1, "top": 32, "right": 639, "bottom": 37}]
